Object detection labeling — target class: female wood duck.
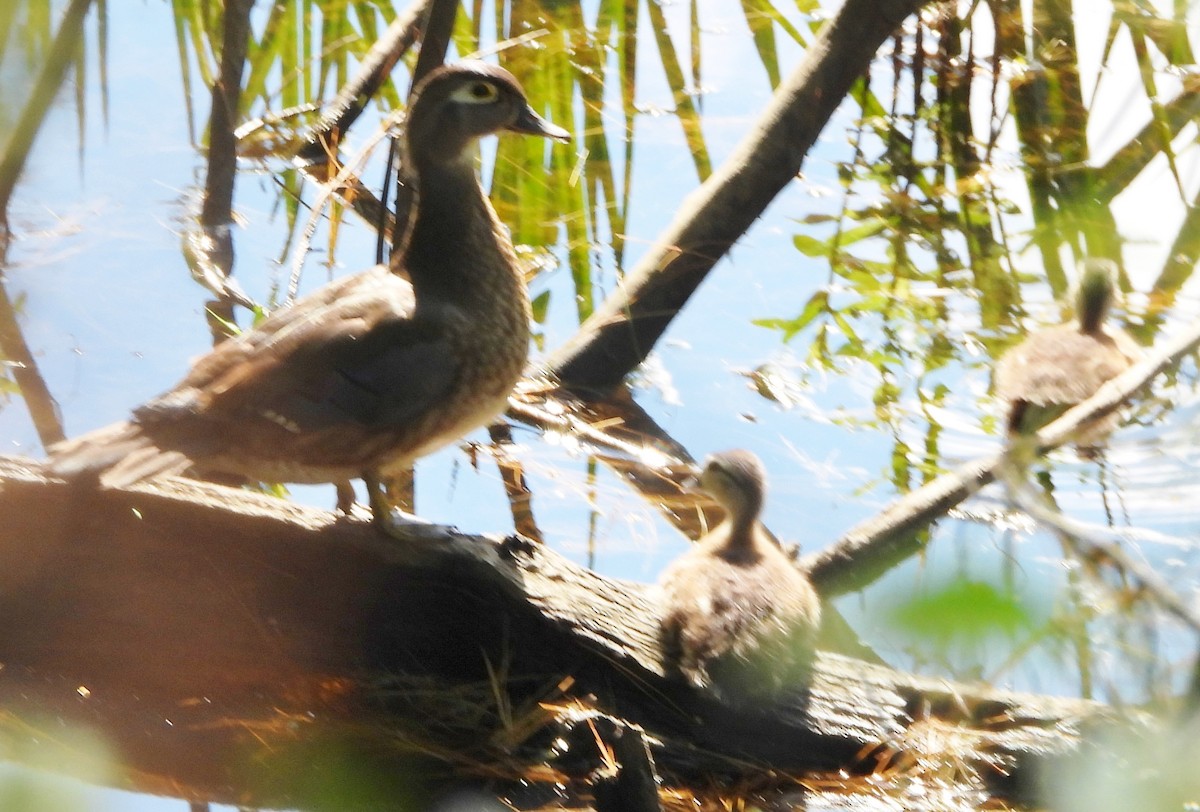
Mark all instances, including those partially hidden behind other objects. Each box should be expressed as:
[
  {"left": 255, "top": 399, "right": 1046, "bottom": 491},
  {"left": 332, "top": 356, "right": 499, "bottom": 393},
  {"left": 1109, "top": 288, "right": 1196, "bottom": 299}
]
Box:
[
  {"left": 48, "top": 62, "right": 568, "bottom": 526},
  {"left": 658, "top": 450, "right": 822, "bottom": 696},
  {"left": 995, "top": 259, "right": 1141, "bottom": 451}
]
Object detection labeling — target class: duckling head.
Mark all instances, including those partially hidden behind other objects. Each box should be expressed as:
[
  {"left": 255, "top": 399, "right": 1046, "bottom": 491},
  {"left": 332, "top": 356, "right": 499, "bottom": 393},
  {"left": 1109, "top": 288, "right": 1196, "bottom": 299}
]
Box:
[{"left": 699, "top": 449, "right": 767, "bottom": 531}]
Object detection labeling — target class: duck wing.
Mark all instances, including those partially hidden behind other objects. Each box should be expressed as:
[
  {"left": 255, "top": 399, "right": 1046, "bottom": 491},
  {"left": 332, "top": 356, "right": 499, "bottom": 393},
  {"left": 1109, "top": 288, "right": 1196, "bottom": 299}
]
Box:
[
  {"left": 133, "top": 269, "right": 459, "bottom": 468},
  {"left": 50, "top": 267, "right": 459, "bottom": 484}
]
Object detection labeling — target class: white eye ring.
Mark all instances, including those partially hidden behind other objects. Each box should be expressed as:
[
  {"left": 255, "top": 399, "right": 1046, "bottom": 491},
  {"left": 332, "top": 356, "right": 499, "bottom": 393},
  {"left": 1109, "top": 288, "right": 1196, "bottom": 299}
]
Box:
[{"left": 450, "top": 81, "right": 500, "bottom": 104}]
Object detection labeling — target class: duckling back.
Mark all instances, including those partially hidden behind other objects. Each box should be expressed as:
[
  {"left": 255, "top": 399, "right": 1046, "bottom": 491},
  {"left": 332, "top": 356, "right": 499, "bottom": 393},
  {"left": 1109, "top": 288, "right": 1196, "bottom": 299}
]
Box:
[
  {"left": 657, "top": 450, "right": 821, "bottom": 697},
  {"left": 995, "top": 259, "right": 1140, "bottom": 446},
  {"left": 658, "top": 533, "right": 821, "bottom": 697}
]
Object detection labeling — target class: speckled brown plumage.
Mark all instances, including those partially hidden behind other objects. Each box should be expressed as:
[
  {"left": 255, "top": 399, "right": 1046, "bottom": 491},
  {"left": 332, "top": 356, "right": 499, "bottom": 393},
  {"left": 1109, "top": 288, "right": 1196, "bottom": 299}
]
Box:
[
  {"left": 658, "top": 450, "right": 822, "bottom": 697},
  {"left": 995, "top": 259, "right": 1141, "bottom": 450},
  {"left": 48, "top": 62, "right": 567, "bottom": 518}
]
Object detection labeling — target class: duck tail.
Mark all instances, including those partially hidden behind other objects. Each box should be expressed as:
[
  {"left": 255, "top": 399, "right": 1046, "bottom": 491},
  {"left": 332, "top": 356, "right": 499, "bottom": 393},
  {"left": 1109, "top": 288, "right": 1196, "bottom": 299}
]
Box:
[{"left": 46, "top": 421, "right": 192, "bottom": 488}]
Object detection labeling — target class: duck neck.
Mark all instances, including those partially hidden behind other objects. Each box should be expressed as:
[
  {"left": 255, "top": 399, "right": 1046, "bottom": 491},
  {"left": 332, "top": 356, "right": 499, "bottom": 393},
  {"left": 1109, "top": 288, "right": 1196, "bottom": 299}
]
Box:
[
  {"left": 721, "top": 500, "right": 763, "bottom": 550},
  {"left": 398, "top": 158, "right": 522, "bottom": 312},
  {"left": 1076, "top": 263, "right": 1115, "bottom": 335},
  {"left": 1077, "top": 285, "right": 1111, "bottom": 335},
  {"left": 714, "top": 515, "right": 766, "bottom": 562}
]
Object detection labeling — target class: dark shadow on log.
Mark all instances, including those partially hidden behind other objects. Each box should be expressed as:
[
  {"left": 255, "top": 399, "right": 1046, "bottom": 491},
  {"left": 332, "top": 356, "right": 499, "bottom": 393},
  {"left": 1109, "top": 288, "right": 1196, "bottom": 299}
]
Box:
[
  {"left": 0, "top": 456, "right": 1144, "bottom": 809},
  {"left": 555, "top": 714, "right": 662, "bottom": 812}
]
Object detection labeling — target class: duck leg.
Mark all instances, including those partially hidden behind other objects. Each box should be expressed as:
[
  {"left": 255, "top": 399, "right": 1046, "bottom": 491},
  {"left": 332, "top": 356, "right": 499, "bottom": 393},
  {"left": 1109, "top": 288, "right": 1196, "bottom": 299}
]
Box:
[
  {"left": 335, "top": 480, "right": 357, "bottom": 514},
  {"left": 363, "top": 470, "right": 452, "bottom": 540},
  {"left": 363, "top": 471, "right": 392, "bottom": 530}
]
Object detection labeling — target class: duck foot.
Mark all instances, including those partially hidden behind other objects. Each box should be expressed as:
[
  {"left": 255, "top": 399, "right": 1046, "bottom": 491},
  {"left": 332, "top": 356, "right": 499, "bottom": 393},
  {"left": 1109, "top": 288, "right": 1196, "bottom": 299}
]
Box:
[
  {"left": 374, "top": 507, "right": 458, "bottom": 542},
  {"left": 363, "top": 472, "right": 456, "bottom": 541}
]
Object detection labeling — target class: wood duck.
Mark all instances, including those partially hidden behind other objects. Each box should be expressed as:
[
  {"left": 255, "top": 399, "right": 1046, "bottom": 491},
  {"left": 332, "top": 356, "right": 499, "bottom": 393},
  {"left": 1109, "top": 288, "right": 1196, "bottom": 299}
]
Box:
[
  {"left": 995, "top": 259, "right": 1141, "bottom": 451},
  {"left": 48, "top": 62, "right": 568, "bottom": 525},
  {"left": 658, "top": 450, "right": 822, "bottom": 696}
]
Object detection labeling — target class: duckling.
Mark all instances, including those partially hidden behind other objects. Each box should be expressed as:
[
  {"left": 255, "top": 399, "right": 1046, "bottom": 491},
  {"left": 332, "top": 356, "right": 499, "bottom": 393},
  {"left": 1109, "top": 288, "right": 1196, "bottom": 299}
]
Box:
[
  {"left": 658, "top": 450, "right": 822, "bottom": 696},
  {"left": 48, "top": 62, "right": 568, "bottom": 526},
  {"left": 995, "top": 259, "right": 1141, "bottom": 452}
]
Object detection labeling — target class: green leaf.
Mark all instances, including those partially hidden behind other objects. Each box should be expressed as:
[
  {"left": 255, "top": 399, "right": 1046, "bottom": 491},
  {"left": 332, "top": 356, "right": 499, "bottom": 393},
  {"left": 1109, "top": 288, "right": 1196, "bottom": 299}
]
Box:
[
  {"left": 838, "top": 216, "right": 888, "bottom": 246},
  {"left": 530, "top": 290, "right": 551, "bottom": 324},
  {"left": 830, "top": 310, "right": 860, "bottom": 342},
  {"left": 792, "top": 233, "right": 830, "bottom": 257},
  {"left": 752, "top": 290, "right": 828, "bottom": 341},
  {"left": 891, "top": 579, "right": 1031, "bottom": 643}
]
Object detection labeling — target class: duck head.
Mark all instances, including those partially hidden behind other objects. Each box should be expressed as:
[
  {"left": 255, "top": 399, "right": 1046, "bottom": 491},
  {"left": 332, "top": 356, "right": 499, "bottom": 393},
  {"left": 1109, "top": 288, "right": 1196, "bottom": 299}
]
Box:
[{"left": 405, "top": 61, "right": 569, "bottom": 168}]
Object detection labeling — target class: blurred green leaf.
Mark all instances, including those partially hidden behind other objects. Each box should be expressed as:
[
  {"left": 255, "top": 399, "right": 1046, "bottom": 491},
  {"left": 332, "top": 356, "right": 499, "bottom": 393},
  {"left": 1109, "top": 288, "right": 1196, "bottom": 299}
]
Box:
[
  {"left": 889, "top": 578, "right": 1032, "bottom": 644},
  {"left": 753, "top": 289, "right": 828, "bottom": 341},
  {"left": 792, "top": 233, "right": 829, "bottom": 257},
  {"left": 530, "top": 289, "right": 550, "bottom": 324},
  {"left": 837, "top": 215, "right": 888, "bottom": 247}
]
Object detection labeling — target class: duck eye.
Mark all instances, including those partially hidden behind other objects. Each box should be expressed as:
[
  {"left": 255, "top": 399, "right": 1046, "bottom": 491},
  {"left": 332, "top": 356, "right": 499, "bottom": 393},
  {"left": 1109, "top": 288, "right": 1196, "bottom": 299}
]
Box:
[{"left": 469, "top": 82, "right": 499, "bottom": 101}]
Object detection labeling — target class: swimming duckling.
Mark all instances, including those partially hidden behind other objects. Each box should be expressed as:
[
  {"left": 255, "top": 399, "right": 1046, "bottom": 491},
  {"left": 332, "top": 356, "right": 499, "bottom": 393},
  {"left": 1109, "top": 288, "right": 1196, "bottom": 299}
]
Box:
[
  {"left": 658, "top": 450, "right": 822, "bottom": 696},
  {"left": 48, "top": 62, "right": 568, "bottom": 526},
  {"left": 995, "top": 259, "right": 1141, "bottom": 452}
]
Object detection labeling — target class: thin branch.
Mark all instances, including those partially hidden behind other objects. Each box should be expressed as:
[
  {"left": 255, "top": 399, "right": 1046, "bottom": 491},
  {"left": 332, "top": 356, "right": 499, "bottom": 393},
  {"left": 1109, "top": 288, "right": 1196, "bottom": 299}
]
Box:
[
  {"left": 296, "top": 0, "right": 430, "bottom": 165},
  {"left": 0, "top": 281, "right": 64, "bottom": 447},
  {"left": 390, "top": 0, "right": 460, "bottom": 258},
  {"left": 199, "top": 0, "right": 253, "bottom": 232},
  {"left": 189, "top": 0, "right": 257, "bottom": 339},
  {"left": 0, "top": 0, "right": 93, "bottom": 450},
  {"left": 998, "top": 453, "right": 1200, "bottom": 634},
  {"left": 285, "top": 108, "right": 405, "bottom": 302},
  {"left": 488, "top": 422, "right": 545, "bottom": 544}
]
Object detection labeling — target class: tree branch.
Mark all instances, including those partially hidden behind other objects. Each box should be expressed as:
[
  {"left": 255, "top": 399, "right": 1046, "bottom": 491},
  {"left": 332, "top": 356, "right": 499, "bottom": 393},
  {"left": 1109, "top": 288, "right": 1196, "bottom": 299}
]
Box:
[{"left": 546, "top": 0, "right": 930, "bottom": 392}]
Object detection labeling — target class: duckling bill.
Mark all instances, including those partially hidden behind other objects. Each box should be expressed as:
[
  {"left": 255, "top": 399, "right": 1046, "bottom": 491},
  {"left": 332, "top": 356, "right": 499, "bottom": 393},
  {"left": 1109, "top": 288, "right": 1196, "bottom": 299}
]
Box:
[
  {"left": 657, "top": 450, "right": 822, "bottom": 697},
  {"left": 47, "top": 62, "right": 568, "bottom": 525},
  {"left": 995, "top": 259, "right": 1141, "bottom": 452}
]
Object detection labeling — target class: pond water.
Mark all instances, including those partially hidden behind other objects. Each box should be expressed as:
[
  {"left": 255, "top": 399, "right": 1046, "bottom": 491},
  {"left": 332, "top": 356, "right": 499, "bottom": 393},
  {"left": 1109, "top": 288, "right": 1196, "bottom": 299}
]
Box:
[{"left": 3, "top": 0, "right": 1200, "bottom": 807}]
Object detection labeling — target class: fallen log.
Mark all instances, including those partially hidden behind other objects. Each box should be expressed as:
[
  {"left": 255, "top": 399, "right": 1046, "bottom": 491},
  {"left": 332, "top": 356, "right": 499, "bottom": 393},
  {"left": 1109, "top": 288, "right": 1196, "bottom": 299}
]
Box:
[{"left": 0, "top": 456, "right": 1143, "bottom": 809}]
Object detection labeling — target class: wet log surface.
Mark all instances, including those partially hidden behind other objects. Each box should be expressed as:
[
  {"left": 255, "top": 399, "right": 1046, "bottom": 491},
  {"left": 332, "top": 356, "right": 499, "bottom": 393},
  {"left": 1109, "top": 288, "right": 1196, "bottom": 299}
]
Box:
[{"left": 0, "top": 455, "right": 1142, "bottom": 809}]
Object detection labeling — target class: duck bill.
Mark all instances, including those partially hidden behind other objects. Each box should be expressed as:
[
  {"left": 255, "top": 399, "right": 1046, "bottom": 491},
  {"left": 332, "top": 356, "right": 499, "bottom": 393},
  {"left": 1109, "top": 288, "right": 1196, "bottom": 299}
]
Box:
[{"left": 510, "top": 105, "right": 570, "bottom": 142}]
